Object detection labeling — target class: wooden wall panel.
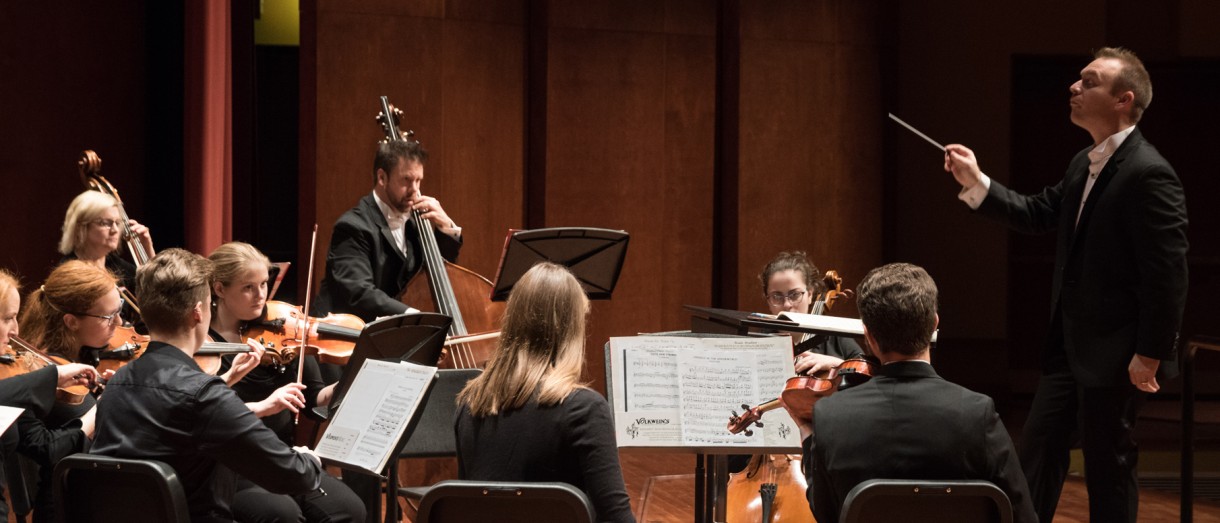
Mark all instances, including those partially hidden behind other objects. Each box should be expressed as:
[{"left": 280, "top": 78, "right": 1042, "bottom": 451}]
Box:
[
  {"left": 310, "top": 4, "right": 525, "bottom": 292},
  {"left": 0, "top": 1, "right": 151, "bottom": 283},
  {"left": 307, "top": 1, "right": 889, "bottom": 395},
  {"left": 736, "top": 1, "right": 885, "bottom": 316},
  {"left": 544, "top": 16, "right": 717, "bottom": 389},
  {"left": 438, "top": 19, "right": 526, "bottom": 277}
]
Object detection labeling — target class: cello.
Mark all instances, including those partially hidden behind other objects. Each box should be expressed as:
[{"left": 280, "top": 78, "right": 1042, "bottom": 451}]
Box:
[
  {"left": 723, "top": 270, "right": 857, "bottom": 523},
  {"left": 376, "top": 97, "right": 505, "bottom": 369}
]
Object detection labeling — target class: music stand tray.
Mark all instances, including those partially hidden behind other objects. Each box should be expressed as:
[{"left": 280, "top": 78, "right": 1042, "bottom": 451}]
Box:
[{"left": 490, "top": 227, "right": 629, "bottom": 301}]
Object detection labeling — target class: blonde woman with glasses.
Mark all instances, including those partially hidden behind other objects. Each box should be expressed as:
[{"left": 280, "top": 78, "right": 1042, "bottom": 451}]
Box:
[{"left": 58, "top": 190, "right": 154, "bottom": 298}]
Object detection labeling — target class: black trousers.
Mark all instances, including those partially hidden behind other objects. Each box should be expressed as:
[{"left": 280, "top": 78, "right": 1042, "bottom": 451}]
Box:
[
  {"left": 232, "top": 472, "right": 367, "bottom": 523},
  {"left": 1019, "top": 345, "right": 1145, "bottom": 523}
]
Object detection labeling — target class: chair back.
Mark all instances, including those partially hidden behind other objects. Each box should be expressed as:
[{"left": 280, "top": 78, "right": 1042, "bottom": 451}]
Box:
[
  {"left": 53, "top": 453, "right": 190, "bottom": 523},
  {"left": 840, "top": 479, "right": 1013, "bottom": 523},
  {"left": 416, "top": 480, "right": 595, "bottom": 523}
]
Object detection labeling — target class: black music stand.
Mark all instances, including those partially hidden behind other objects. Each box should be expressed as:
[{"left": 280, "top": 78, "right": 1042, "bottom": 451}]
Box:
[
  {"left": 323, "top": 311, "right": 451, "bottom": 523},
  {"left": 490, "top": 228, "right": 629, "bottom": 301},
  {"left": 266, "top": 262, "right": 291, "bottom": 301},
  {"left": 327, "top": 312, "right": 452, "bottom": 415}
]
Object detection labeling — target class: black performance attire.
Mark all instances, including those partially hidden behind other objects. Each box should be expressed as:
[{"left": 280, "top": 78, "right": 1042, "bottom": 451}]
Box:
[
  {"left": 211, "top": 329, "right": 366, "bottom": 523},
  {"left": 0, "top": 367, "right": 64, "bottom": 521},
  {"left": 455, "top": 388, "right": 634, "bottom": 523},
  {"left": 16, "top": 387, "right": 94, "bottom": 523},
  {"left": 806, "top": 361, "right": 1037, "bottom": 523},
  {"left": 312, "top": 193, "right": 461, "bottom": 521},
  {"left": 973, "top": 127, "right": 1188, "bottom": 522},
  {"left": 91, "top": 342, "right": 323, "bottom": 523},
  {"left": 313, "top": 194, "right": 461, "bottom": 323},
  {"left": 794, "top": 334, "right": 863, "bottom": 361}
]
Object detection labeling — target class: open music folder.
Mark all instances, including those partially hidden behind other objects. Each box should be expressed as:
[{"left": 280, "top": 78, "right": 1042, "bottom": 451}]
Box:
[
  {"left": 606, "top": 335, "right": 801, "bottom": 449},
  {"left": 314, "top": 358, "right": 437, "bottom": 475}
]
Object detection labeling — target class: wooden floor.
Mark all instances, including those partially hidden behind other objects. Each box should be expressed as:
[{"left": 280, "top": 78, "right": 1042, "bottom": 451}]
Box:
[{"left": 618, "top": 452, "right": 1220, "bottom": 523}]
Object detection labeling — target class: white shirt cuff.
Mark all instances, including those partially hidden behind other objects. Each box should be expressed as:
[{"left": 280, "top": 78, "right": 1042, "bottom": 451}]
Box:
[{"left": 957, "top": 174, "right": 991, "bottom": 210}]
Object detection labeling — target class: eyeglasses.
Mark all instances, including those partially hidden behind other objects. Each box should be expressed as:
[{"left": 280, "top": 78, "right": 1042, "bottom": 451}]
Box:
[
  {"left": 766, "top": 289, "right": 807, "bottom": 306},
  {"left": 88, "top": 219, "right": 123, "bottom": 230},
  {"left": 74, "top": 298, "right": 125, "bottom": 326}
]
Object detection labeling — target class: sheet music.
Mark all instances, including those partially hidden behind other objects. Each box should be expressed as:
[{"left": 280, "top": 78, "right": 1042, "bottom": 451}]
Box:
[
  {"left": 610, "top": 335, "right": 799, "bottom": 449},
  {"left": 778, "top": 311, "right": 937, "bottom": 342},
  {"left": 0, "top": 406, "right": 23, "bottom": 436},
  {"left": 315, "top": 359, "right": 436, "bottom": 474}
]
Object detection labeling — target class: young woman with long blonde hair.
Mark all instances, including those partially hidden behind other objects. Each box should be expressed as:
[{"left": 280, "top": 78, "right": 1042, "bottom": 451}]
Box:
[{"left": 455, "top": 262, "right": 633, "bottom": 522}]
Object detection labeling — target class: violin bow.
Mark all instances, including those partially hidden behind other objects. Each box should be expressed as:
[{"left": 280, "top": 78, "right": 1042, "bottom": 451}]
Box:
[{"left": 295, "top": 224, "right": 319, "bottom": 425}]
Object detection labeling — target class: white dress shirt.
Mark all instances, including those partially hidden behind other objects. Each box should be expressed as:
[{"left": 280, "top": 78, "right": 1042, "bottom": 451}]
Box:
[{"left": 957, "top": 125, "right": 1137, "bottom": 228}]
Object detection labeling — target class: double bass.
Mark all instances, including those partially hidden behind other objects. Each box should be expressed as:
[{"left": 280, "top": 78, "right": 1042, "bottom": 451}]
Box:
[
  {"left": 376, "top": 96, "right": 505, "bottom": 369},
  {"left": 724, "top": 270, "right": 859, "bottom": 523},
  {"left": 78, "top": 150, "right": 147, "bottom": 320}
]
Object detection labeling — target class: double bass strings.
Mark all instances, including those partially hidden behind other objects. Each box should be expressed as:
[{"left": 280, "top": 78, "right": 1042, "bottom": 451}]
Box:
[{"left": 887, "top": 113, "right": 945, "bottom": 152}]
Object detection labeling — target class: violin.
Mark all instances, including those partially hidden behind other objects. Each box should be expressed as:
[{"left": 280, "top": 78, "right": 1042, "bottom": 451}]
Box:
[
  {"left": 88, "top": 325, "right": 149, "bottom": 375},
  {"left": 194, "top": 341, "right": 257, "bottom": 376},
  {"left": 239, "top": 300, "right": 364, "bottom": 370},
  {"left": 9, "top": 335, "right": 95, "bottom": 405},
  {"left": 727, "top": 358, "right": 875, "bottom": 435},
  {"left": 0, "top": 342, "right": 32, "bottom": 381}
]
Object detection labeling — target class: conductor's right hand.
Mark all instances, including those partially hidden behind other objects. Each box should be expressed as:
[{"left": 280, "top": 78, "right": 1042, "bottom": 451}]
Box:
[{"left": 944, "top": 144, "right": 984, "bottom": 189}]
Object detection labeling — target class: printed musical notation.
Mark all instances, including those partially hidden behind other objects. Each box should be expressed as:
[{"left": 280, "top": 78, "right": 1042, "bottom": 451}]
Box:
[
  {"left": 315, "top": 359, "right": 437, "bottom": 474},
  {"left": 609, "top": 336, "right": 800, "bottom": 449}
]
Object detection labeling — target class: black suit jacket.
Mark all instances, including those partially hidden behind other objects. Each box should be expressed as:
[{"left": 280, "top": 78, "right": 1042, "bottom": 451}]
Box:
[
  {"left": 314, "top": 194, "right": 462, "bottom": 322},
  {"left": 977, "top": 127, "right": 1188, "bottom": 386},
  {"left": 807, "top": 361, "right": 1037, "bottom": 523}
]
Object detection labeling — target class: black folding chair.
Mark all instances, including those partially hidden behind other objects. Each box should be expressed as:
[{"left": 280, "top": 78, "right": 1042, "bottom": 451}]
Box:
[
  {"left": 53, "top": 453, "right": 190, "bottom": 523},
  {"left": 416, "top": 480, "right": 595, "bottom": 523},
  {"left": 839, "top": 479, "right": 1013, "bottom": 523}
]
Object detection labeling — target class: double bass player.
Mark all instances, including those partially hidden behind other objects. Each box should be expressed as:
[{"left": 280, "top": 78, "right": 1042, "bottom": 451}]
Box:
[{"left": 313, "top": 139, "right": 462, "bottom": 323}]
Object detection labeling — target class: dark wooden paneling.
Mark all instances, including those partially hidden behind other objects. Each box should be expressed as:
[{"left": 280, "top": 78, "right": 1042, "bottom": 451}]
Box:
[
  {"left": 309, "top": 5, "right": 525, "bottom": 301},
  {"left": 545, "top": 14, "right": 717, "bottom": 389},
  {"left": 0, "top": 1, "right": 153, "bottom": 283},
  {"left": 307, "top": 0, "right": 889, "bottom": 396},
  {"left": 438, "top": 19, "right": 527, "bottom": 277},
  {"left": 736, "top": 1, "right": 885, "bottom": 316}
]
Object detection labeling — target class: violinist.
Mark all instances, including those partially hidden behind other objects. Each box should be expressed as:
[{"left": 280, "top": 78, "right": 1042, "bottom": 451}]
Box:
[
  {"left": 92, "top": 249, "right": 324, "bottom": 523},
  {"left": 12, "top": 262, "right": 114, "bottom": 523},
  {"left": 207, "top": 242, "right": 365, "bottom": 523},
  {"left": 0, "top": 269, "right": 103, "bottom": 522},
  {"left": 785, "top": 263, "right": 1036, "bottom": 523},
  {"left": 759, "top": 252, "right": 863, "bottom": 376},
  {"left": 313, "top": 139, "right": 462, "bottom": 323},
  {"left": 58, "top": 190, "right": 154, "bottom": 297},
  {"left": 454, "top": 262, "right": 634, "bottom": 523}
]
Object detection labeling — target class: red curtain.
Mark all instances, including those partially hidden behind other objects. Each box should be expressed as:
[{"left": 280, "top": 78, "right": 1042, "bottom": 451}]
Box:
[{"left": 184, "top": 0, "right": 232, "bottom": 254}]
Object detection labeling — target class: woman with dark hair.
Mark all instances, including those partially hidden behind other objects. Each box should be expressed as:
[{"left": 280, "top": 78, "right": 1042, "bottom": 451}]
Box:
[{"left": 758, "top": 251, "right": 864, "bottom": 376}]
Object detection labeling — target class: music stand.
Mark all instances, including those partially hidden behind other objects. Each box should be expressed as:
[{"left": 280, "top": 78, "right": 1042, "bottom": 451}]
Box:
[
  {"left": 267, "top": 262, "right": 291, "bottom": 301},
  {"left": 326, "top": 312, "right": 452, "bottom": 416},
  {"left": 490, "top": 227, "right": 629, "bottom": 301}
]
